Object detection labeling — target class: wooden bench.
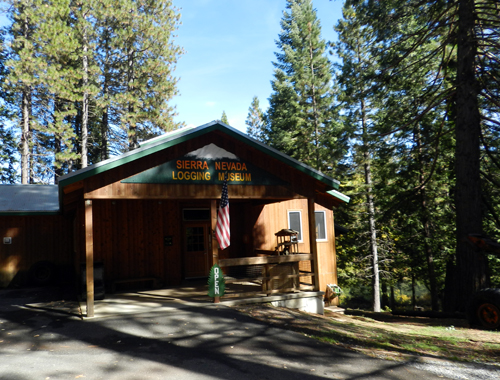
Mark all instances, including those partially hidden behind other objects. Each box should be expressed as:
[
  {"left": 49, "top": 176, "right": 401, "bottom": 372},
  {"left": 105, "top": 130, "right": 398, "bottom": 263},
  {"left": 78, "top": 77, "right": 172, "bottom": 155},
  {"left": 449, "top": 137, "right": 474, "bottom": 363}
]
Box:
[{"left": 111, "top": 277, "right": 159, "bottom": 293}]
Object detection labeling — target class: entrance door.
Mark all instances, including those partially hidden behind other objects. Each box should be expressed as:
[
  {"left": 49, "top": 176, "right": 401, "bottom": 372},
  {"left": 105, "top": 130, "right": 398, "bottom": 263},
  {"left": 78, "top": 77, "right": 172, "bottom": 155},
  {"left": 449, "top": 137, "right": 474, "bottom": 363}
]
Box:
[{"left": 184, "top": 223, "right": 210, "bottom": 278}]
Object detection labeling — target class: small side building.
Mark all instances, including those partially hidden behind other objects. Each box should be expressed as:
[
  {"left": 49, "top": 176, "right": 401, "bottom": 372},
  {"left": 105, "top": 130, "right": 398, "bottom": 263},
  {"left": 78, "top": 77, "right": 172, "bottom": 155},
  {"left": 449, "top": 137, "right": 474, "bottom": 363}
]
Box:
[
  {"left": 0, "top": 185, "right": 74, "bottom": 286},
  {"left": 0, "top": 121, "right": 349, "bottom": 315}
]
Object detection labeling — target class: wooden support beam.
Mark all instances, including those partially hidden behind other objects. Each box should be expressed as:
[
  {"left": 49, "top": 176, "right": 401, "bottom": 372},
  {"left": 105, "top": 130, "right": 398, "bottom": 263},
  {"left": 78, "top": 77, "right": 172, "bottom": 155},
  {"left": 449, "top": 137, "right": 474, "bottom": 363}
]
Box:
[
  {"left": 308, "top": 197, "right": 320, "bottom": 291},
  {"left": 85, "top": 199, "right": 94, "bottom": 317}
]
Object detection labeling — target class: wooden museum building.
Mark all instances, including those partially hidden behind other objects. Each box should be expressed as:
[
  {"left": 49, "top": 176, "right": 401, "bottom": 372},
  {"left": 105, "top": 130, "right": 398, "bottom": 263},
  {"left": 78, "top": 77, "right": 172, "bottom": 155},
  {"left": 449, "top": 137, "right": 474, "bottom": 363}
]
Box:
[{"left": 0, "top": 121, "right": 349, "bottom": 316}]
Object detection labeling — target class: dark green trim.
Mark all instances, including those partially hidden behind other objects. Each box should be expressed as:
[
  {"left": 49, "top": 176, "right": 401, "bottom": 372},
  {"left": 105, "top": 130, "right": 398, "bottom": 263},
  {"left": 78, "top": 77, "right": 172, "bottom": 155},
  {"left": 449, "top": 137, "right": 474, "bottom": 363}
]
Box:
[{"left": 58, "top": 121, "right": 342, "bottom": 193}]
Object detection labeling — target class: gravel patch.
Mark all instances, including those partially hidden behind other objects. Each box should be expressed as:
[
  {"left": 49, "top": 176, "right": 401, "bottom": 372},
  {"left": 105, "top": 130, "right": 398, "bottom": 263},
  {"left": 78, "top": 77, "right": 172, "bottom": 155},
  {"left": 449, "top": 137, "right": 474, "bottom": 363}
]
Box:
[{"left": 411, "top": 360, "right": 500, "bottom": 380}]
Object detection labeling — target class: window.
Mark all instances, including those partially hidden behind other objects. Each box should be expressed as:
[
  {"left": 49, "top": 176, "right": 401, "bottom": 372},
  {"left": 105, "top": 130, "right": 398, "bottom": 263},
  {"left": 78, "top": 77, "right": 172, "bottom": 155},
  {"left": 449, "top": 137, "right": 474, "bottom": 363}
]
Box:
[
  {"left": 315, "top": 211, "right": 327, "bottom": 241},
  {"left": 288, "top": 210, "right": 303, "bottom": 242}
]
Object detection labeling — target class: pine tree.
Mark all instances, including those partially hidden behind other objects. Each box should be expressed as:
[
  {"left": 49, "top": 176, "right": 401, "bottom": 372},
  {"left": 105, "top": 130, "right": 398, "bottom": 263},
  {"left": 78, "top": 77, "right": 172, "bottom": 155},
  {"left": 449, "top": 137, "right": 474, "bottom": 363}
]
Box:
[
  {"left": 0, "top": 30, "right": 18, "bottom": 183},
  {"left": 0, "top": 125, "right": 17, "bottom": 183},
  {"left": 3, "top": 0, "right": 184, "bottom": 181},
  {"left": 266, "top": 69, "right": 299, "bottom": 156},
  {"left": 333, "top": 3, "right": 384, "bottom": 311},
  {"left": 344, "top": 0, "right": 500, "bottom": 311},
  {"left": 220, "top": 110, "right": 228, "bottom": 124},
  {"left": 266, "top": 0, "right": 339, "bottom": 172},
  {"left": 106, "top": 0, "right": 183, "bottom": 151},
  {"left": 36, "top": 0, "right": 80, "bottom": 178},
  {"left": 245, "top": 96, "right": 266, "bottom": 141},
  {"left": 5, "top": 0, "right": 43, "bottom": 183}
]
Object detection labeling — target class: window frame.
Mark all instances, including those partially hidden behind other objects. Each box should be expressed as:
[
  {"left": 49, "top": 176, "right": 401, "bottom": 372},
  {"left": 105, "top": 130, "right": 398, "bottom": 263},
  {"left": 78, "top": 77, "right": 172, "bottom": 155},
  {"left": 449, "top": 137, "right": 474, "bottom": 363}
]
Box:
[
  {"left": 287, "top": 210, "right": 303, "bottom": 243},
  {"left": 314, "top": 210, "right": 328, "bottom": 242}
]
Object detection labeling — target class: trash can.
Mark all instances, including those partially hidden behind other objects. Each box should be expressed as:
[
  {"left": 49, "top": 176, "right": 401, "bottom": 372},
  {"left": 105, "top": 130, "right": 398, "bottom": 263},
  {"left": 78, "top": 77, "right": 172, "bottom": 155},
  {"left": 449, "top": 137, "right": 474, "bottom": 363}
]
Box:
[{"left": 80, "top": 262, "right": 105, "bottom": 300}]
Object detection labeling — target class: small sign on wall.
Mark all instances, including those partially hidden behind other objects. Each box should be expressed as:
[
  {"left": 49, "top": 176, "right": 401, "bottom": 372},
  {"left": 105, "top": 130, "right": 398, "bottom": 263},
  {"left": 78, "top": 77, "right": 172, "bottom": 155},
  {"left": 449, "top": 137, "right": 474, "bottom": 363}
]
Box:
[
  {"left": 164, "top": 236, "right": 173, "bottom": 247},
  {"left": 3, "top": 237, "right": 12, "bottom": 244}
]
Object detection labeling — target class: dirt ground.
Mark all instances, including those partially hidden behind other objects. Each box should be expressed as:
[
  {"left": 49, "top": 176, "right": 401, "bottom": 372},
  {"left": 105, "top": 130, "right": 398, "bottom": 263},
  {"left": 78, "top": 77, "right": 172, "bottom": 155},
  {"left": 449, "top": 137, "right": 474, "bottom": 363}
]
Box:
[{"left": 231, "top": 303, "right": 500, "bottom": 365}]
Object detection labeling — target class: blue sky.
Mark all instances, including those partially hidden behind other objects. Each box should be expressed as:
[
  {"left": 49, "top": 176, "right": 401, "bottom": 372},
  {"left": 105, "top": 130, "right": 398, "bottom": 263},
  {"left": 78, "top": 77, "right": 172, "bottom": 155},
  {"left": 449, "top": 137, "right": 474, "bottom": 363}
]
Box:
[{"left": 172, "top": 0, "right": 344, "bottom": 132}]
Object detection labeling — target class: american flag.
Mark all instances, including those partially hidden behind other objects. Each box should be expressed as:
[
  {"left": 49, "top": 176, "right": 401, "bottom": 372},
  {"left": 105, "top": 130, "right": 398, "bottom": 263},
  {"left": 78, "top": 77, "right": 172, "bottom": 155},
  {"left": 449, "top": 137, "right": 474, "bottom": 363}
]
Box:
[{"left": 215, "top": 173, "right": 230, "bottom": 250}]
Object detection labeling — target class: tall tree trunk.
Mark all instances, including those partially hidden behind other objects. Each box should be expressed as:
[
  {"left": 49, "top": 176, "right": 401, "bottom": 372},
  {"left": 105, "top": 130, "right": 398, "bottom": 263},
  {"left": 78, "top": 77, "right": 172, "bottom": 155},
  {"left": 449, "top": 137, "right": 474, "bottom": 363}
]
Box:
[
  {"left": 451, "top": 0, "right": 489, "bottom": 311},
  {"left": 422, "top": 211, "right": 439, "bottom": 310},
  {"left": 366, "top": 160, "right": 380, "bottom": 312},
  {"left": 127, "top": 47, "right": 138, "bottom": 150},
  {"left": 361, "top": 99, "right": 380, "bottom": 312},
  {"left": 20, "top": 13, "right": 31, "bottom": 184},
  {"left": 100, "top": 61, "right": 109, "bottom": 161},
  {"left": 381, "top": 281, "right": 388, "bottom": 310},
  {"left": 21, "top": 88, "right": 30, "bottom": 184},
  {"left": 411, "top": 272, "right": 416, "bottom": 309},
  {"left": 100, "top": 107, "right": 108, "bottom": 161},
  {"left": 81, "top": 27, "right": 89, "bottom": 168},
  {"left": 390, "top": 285, "right": 395, "bottom": 310},
  {"left": 98, "top": 28, "right": 111, "bottom": 162},
  {"left": 53, "top": 100, "right": 63, "bottom": 182},
  {"left": 416, "top": 129, "right": 439, "bottom": 311},
  {"left": 307, "top": 24, "right": 320, "bottom": 170}
]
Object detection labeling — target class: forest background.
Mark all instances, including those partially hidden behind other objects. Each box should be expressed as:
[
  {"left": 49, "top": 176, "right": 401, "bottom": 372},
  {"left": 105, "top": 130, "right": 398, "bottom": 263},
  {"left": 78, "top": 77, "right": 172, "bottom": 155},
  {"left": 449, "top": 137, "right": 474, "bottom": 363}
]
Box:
[{"left": 0, "top": 0, "right": 499, "bottom": 314}]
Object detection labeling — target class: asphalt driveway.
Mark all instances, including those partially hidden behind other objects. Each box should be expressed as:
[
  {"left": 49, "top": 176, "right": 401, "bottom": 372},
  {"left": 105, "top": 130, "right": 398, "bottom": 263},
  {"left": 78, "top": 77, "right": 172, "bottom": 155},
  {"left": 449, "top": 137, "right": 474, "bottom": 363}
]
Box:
[{"left": 0, "top": 286, "right": 452, "bottom": 380}]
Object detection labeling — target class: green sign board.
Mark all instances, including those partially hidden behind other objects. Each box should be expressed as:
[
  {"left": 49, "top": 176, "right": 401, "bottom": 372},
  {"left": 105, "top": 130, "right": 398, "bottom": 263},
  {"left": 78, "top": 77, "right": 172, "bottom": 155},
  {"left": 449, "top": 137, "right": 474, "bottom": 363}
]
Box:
[
  {"left": 122, "top": 144, "right": 287, "bottom": 186},
  {"left": 207, "top": 264, "right": 225, "bottom": 298}
]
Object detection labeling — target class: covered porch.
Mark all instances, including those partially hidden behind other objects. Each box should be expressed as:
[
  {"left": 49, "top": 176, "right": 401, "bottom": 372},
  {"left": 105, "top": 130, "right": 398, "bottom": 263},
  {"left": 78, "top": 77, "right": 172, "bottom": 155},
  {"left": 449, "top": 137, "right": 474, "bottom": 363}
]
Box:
[
  {"left": 57, "top": 122, "right": 349, "bottom": 317},
  {"left": 80, "top": 279, "right": 327, "bottom": 318}
]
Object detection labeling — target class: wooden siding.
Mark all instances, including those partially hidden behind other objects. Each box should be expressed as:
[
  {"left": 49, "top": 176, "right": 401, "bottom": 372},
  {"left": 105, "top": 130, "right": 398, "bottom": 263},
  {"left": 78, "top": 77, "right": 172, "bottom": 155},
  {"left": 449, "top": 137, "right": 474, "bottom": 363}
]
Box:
[
  {"left": 85, "top": 183, "right": 302, "bottom": 201},
  {"left": 0, "top": 215, "right": 73, "bottom": 287},
  {"left": 316, "top": 204, "right": 338, "bottom": 292},
  {"left": 79, "top": 199, "right": 183, "bottom": 289},
  {"left": 253, "top": 200, "right": 338, "bottom": 293}
]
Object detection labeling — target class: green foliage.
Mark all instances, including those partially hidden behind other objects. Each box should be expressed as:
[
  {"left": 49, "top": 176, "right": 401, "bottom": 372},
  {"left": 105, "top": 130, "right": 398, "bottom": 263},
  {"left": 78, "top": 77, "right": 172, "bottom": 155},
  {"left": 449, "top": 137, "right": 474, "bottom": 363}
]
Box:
[
  {"left": 265, "top": 0, "right": 343, "bottom": 172},
  {"left": 0, "top": 31, "right": 17, "bottom": 183},
  {"left": 2, "top": 0, "right": 183, "bottom": 182},
  {"left": 220, "top": 110, "right": 229, "bottom": 125},
  {"left": 245, "top": 96, "right": 266, "bottom": 141},
  {"left": 0, "top": 124, "right": 18, "bottom": 183},
  {"left": 333, "top": 0, "right": 500, "bottom": 312}
]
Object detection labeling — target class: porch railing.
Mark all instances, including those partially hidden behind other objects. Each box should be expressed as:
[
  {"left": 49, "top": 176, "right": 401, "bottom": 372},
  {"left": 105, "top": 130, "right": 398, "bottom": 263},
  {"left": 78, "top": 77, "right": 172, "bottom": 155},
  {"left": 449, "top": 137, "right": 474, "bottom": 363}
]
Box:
[{"left": 218, "top": 251, "right": 315, "bottom": 298}]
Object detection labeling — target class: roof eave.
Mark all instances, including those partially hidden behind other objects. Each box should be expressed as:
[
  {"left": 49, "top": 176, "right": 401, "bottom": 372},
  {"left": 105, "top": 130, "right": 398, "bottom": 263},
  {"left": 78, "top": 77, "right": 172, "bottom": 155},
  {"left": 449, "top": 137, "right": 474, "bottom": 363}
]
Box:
[
  {"left": 327, "top": 189, "right": 350, "bottom": 204},
  {"left": 58, "top": 120, "right": 342, "bottom": 192}
]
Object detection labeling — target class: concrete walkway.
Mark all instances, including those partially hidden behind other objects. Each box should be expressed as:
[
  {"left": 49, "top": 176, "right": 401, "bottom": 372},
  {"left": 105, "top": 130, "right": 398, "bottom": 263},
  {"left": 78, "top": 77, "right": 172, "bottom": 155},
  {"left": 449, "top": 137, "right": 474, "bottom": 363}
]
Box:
[
  {"left": 0, "top": 286, "right": 452, "bottom": 380},
  {"left": 81, "top": 283, "right": 327, "bottom": 318}
]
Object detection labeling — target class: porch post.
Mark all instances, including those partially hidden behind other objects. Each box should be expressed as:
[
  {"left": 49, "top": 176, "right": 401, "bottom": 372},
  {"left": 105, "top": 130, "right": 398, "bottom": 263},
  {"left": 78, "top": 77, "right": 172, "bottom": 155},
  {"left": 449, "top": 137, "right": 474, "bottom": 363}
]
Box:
[
  {"left": 85, "top": 199, "right": 94, "bottom": 317},
  {"left": 307, "top": 197, "right": 320, "bottom": 291},
  {"left": 210, "top": 200, "right": 218, "bottom": 266}
]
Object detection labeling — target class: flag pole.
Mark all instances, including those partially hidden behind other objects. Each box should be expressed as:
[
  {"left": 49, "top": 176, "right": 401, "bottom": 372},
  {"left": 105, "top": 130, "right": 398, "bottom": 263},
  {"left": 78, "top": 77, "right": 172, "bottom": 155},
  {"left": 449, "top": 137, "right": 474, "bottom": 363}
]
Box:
[
  {"left": 213, "top": 171, "right": 230, "bottom": 303},
  {"left": 215, "top": 171, "right": 230, "bottom": 250}
]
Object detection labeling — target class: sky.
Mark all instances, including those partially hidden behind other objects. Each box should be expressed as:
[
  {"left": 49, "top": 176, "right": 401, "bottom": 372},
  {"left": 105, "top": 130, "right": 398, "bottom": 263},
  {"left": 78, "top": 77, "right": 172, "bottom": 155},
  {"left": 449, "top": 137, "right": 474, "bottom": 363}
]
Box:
[{"left": 171, "top": 0, "right": 345, "bottom": 133}]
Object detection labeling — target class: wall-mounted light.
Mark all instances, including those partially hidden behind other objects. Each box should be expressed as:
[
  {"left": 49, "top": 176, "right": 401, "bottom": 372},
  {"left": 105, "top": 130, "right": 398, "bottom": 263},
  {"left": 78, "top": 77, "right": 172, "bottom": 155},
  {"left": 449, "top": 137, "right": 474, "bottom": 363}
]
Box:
[{"left": 3, "top": 237, "right": 12, "bottom": 244}]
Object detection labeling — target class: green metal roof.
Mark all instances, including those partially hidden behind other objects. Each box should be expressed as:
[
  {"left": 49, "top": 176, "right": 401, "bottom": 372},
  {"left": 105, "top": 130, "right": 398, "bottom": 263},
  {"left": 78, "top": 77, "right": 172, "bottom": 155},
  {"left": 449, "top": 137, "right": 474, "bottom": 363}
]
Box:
[
  {"left": 0, "top": 185, "right": 60, "bottom": 215},
  {"left": 327, "top": 189, "right": 350, "bottom": 204},
  {"left": 58, "top": 121, "right": 348, "bottom": 202}
]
